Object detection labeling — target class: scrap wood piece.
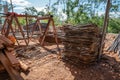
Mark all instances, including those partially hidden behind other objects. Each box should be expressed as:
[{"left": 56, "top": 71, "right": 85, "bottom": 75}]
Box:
[
  {"left": 0, "top": 62, "right": 5, "bottom": 72},
  {"left": 5, "top": 46, "right": 29, "bottom": 72},
  {"left": 108, "top": 33, "right": 120, "bottom": 53},
  {"left": 0, "top": 50, "right": 24, "bottom": 80},
  {"left": 0, "top": 35, "right": 14, "bottom": 46},
  {"left": 19, "top": 60, "right": 30, "bottom": 72},
  {"left": 4, "top": 50, "right": 20, "bottom": 67},
  {"left": 0, "top": 40, "right": 4, "bottom": 49}
]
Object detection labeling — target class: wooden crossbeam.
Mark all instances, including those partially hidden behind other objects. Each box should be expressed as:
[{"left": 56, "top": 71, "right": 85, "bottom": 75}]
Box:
[{"left": 1, "top": 12, "right": 36, "bottom": 18}]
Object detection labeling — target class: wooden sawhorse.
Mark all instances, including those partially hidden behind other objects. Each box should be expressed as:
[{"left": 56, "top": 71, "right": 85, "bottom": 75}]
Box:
[{"left": 32, "top": 15, "right": 61, "bottom": 55}]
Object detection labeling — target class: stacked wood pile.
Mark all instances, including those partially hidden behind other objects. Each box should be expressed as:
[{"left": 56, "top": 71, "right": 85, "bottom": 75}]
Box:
[
  {"left": 39, "top": 34, "right": 62, "bottom": 43},
  {"left": 108, "top": 33, "right": 120, "bottom": 55},
  {"left": 0, "top": 35, "right": 29, "bottom": 80},
  {"left": 62, "top": 24, "right": 101, "bottom": 64}
]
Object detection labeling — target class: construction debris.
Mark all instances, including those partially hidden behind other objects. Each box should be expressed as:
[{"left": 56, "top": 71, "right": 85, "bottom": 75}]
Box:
[
  {"left": 0, "top": 35, "right": 29, "bottom": 80},
  {"left": 62, "top": 24, "right": 101, "bottom": 64},
  {"left": 107, "top": 33, "right": 120, "bottom": 54}
]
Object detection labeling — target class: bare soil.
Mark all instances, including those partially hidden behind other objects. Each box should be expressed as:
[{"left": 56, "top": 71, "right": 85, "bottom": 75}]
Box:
[{"left": 0, "top": 33, "right": 120, "bottom": 80}]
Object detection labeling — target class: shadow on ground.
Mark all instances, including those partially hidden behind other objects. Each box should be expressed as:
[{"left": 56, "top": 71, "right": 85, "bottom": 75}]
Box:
[{"left": 63, "top": 54, "right": 120, "bottom": 80}]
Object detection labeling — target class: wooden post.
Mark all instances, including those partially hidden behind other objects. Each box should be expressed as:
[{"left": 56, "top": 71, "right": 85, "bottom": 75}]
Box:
[
  {"left": 98, "top": 0, "right": 111, "bottom": 59},
  {"left": 40, "top": 18, "right": 51, "bottom": 45},
  {"left": 25, "top": 13, "right": 30, "bottom": 44},
  {"left": 51, "top": 18, "right": 61, "bottom": 55}
]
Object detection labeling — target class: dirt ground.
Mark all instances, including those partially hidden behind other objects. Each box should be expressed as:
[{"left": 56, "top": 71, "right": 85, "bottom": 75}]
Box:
[{"left": 0, "top": 33, "right": 120, "bottom": 80}]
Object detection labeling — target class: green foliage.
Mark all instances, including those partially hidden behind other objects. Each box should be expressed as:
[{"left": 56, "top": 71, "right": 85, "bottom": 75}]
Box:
[
  {"left": 24, "top": 7, "right": 37, "bottom": 15},
  {"left": 51, "top": 0, "right": 120, "bottom": 33},
  {"left": 23, "top": 6, "right": 45, "bottom": 16},
  {"left": 22, "top": 6, "right": 46, "bottom": 25},
  {"left": 18, "top": 18, "right": 26, "bottom": 25},
  {"left": 108, "top": 18, "right": 120, "bottom": 33}
]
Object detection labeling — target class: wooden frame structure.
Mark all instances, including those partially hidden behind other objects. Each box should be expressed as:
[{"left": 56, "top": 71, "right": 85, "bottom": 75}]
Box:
[
  {"left": 1, "top": 13, "right": 61, "bottom": 55},
  {"left": 1, "top": 12, "right": 36, "bottom": 46},
  {"left": 32, "top": 15, "right": 61, "bottom": 55}
]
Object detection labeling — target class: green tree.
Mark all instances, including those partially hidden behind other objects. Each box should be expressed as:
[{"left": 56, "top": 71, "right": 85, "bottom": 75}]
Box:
[
  {"left": 23, "top": 6, "right": 45, "bottom": 16},
  {"left": 52, "top": 0, "right": 120, "bottom": 33},
  {"left": 22, "top": 6, "right": 46, "bottom": 24}
]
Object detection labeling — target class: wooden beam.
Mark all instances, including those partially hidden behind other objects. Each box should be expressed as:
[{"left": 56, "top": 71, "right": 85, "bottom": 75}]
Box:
[
  {"left": 4, "top": 50, "right": 19, "bottom": 67},
  {"left": 0, "top": 50, "right": 24, "bottom": 80}
]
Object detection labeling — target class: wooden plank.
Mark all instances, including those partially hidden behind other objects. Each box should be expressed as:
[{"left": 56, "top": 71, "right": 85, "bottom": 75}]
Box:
[
  {"left": 0, "top": 62, "right": 5, "bottom": 72},
  {"left": 19, "top": 60, "right": 29, "bottom": 72},
  {"left": 37, "top": 16, "right": 51, "bottom": 20},
  {"left": 1, "top": 15, "right": 36, "bottom": 18},
  {"left": 4, "top": 50, "right": 19, "bottom": 66},
  {"left": 0, "top": 40, "right": 4, "bottom": 49},
  {"left": 0, "top": 50, "right": 24, "bottom": 80}
]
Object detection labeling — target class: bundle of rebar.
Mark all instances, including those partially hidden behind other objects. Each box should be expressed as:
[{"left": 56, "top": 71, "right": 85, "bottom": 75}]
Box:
[
  {"left": 107, "top": 33, "right": 120, "bottom": 55},
  {"left": 62, "top": 24, "right": 101, "bottom": 64}
]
